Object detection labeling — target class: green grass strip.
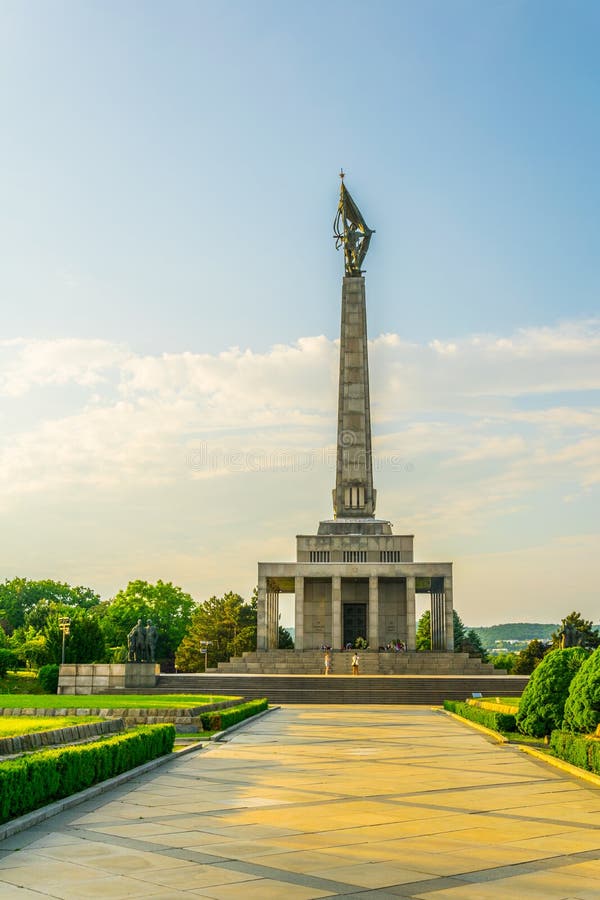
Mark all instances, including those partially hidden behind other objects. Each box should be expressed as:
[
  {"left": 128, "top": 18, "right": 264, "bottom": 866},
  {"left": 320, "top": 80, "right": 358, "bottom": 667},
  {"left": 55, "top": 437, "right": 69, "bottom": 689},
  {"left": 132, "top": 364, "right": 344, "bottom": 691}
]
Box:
[
  {"left": 0, "top": 716, "right": 102, "bottom": 738},
  {"left": 0, "top": 694, "right": 234, "bottom": 709}
]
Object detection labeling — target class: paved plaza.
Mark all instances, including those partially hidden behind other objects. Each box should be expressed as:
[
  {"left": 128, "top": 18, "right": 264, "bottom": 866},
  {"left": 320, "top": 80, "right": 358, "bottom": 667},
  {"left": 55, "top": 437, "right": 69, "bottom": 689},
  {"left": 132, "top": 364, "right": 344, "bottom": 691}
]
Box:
[{"left": 1, "top": 706, "right": 599, "bottom": 899}]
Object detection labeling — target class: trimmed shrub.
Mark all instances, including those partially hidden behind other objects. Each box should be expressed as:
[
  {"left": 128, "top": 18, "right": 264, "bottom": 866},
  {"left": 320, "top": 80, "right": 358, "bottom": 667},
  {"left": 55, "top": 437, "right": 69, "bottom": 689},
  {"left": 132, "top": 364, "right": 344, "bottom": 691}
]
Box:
[
  {"left": 200, "top": 698, "right": 268, "bottom": 731},
  {"left": 589, "top": 738, "right": 600, "bottom": 774},
  {"left": 549, "top": 730, "right": 600, "bottom": 773},
  {"left": 37, "top": 663, "right": 60, "bottom": 694},
  {"left": 0, "top": 649, "right": 18, "bottom": 678},
  {"left": 0, "top": 724, "right": 175, "bottom": 824},
  {"left": 516, "top": 647, "right": 588, "bottom": 738},
  {"left": 563, "top": 646, "right": 600, "bottom": 734},
  {"left": 443, "top": 700, "right": 516, "bottom": 732}
]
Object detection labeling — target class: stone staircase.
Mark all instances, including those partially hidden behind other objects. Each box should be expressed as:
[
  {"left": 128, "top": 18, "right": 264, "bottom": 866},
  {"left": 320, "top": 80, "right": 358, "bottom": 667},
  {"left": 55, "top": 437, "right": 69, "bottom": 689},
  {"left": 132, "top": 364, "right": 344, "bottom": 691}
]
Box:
[
  {"left": 155, "top": 672, "right": 528, "bottom": 705},
  {"left": 215, "top": 649, "right": 502, "bottom": 676}
]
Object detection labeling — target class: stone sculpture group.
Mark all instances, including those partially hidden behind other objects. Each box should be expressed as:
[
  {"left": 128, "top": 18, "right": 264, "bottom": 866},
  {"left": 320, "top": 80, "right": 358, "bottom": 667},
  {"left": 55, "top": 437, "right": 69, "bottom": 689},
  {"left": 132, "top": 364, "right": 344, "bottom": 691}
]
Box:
[{"left": 127, "top": 619, "right": 159, "bottom": 663}]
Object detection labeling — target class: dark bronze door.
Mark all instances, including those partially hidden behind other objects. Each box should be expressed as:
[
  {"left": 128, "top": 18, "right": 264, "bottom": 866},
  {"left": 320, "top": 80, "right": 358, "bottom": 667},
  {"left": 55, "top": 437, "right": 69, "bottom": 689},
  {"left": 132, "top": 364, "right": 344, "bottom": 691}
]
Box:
[{"left": 343, "top": 603, "right": 367, "bottom": 647}]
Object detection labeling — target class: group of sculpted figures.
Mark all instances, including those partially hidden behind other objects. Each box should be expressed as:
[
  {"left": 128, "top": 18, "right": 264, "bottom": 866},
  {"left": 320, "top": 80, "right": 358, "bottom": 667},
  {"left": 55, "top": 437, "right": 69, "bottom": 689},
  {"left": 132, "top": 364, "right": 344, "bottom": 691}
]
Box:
[{"left": 127, "top": 619, "right": 159, "bottom": 663}]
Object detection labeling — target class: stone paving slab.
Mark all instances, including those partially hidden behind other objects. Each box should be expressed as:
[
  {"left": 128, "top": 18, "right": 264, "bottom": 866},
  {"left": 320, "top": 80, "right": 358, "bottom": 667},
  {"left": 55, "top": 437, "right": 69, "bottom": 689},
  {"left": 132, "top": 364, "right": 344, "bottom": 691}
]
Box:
[{"left": 0, "top": 705, "right": 599, "bottom": 898}]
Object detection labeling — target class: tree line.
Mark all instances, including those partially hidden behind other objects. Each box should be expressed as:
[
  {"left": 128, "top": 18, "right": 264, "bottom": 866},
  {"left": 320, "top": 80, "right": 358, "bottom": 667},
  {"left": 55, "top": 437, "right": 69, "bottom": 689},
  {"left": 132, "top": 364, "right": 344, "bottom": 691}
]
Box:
[
  {"left": 1, "top": 577, "right": 596, "bottom": 675},
  {"left": 0, "top": 578, "right": 291, "bottom": 672}
]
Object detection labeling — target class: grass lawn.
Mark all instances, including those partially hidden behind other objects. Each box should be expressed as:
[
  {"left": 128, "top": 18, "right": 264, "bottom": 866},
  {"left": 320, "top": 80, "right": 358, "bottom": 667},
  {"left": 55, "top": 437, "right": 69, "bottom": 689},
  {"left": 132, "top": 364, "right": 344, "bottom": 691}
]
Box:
[
  {"left": 0, "top": 715, "right": 103, "bottom": 738},
  {"left": 0, "top": 694, "right": 236, "bottom": 709},
  {"left": 0, "top": 671, "right": 46, "bottom": 695},
  {"left": 500, "top": 731, "right": 546, "bottom": 747}
]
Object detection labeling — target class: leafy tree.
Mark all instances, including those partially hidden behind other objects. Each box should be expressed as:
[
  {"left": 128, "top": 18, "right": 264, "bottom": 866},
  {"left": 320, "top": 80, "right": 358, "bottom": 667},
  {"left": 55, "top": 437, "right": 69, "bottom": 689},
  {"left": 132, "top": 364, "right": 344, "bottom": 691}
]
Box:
[
  {"left": 513, "top": 639, "right": 550, "bottom": 675},
  {"left": 416, "top": 609, "right": 467, "bottom": 652},
  {"left": 0, "top": 578, "right": 100, "bottom": 634},
  {"left": 0, "top": 648, "right": 18, "bottom": 678},
  {"left": 516, "top": 647, "right": 589, "bottom": 737},
  {"left": 10, "top": 627, "right": 50, "bottom": 669},
  {"left": 99, "top": 580, "right": 195, "bottom": 665},
  {"left": 175, "top": 591, "right": 256, "bottom": 671},
  {"left": 551, "top": 611, "right": 600, "bottom": 651},
  {"left": 562, "top": 646, "right": 600, "bottom": 733},
  {"left": 43, "top": 609, "right": 106, "bottom": 664},
  {"left": 416, "top": 610, "right": 431, "bottom": 651},
  {"left": 491, "top": 651, "right": 517, "bottom": 673}
]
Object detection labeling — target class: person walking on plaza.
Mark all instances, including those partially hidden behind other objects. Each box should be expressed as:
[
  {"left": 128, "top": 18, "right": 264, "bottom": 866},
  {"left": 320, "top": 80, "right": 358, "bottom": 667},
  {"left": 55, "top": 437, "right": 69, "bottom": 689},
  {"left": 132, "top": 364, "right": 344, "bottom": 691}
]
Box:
[
  {"left": 352, "top": 652, "right": 360, "bottom": 675},
  {"left": 324, "top": 651, "right": 331, "bottom": 675}
]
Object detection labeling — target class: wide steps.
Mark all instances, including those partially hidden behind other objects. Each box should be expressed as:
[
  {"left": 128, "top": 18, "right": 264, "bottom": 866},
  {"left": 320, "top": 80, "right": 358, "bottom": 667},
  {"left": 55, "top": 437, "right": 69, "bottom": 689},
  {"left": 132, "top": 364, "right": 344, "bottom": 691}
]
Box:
[
  {"left": 156, "top": 673, "right": 528, "bottom": 705},
  {"left": 215, "top": 650, "right": 501, "bottom": 677}
]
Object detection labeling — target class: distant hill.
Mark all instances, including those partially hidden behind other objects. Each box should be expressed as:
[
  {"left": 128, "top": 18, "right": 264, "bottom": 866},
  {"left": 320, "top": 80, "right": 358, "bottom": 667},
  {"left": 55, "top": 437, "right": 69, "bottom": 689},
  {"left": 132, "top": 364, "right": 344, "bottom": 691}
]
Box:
[{"left": 468, "top": 623, "right": 558, "bottom": 649}]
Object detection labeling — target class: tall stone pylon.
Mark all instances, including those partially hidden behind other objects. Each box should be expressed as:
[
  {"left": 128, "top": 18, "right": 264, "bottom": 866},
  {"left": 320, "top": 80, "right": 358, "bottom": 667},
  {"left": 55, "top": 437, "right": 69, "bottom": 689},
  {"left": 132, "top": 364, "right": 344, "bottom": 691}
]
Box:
[
  {"left": 332, "top": 173, "right": 376, "bottom": 519},
  {"left": 333, "top": 275, "right": 376, "bottom": 518}
]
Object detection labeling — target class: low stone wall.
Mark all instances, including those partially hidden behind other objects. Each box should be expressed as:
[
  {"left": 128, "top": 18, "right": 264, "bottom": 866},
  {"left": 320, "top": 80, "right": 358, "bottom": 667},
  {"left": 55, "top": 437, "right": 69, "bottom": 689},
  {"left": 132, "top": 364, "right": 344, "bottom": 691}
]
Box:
[
  {"left": 0, "top": 718, "right": 124, "bottom": 755},
  {"left": 0, "top": 699, "right": 243, "bottom": 733},
  {"left": 58, "top": 663, "right": 159, "bottom": 694}
]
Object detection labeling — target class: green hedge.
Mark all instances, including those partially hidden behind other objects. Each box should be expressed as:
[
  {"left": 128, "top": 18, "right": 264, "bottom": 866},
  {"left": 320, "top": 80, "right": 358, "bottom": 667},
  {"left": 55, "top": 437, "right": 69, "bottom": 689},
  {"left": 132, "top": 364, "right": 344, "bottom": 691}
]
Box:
[
  {"left": 0, "top": 724, "right": 175, "bottom": 824},
  {"left": 37, "top": 664, "right": 60, "bottom": 694},
  {"left": 200, "top": 698, "right": 268, "bottom": 731},
  {"left": 443, "top": 700, "right": 516, "bottom": 732},
  {"left": 549, "top": 730, "right": 600, "bottom": 774}
]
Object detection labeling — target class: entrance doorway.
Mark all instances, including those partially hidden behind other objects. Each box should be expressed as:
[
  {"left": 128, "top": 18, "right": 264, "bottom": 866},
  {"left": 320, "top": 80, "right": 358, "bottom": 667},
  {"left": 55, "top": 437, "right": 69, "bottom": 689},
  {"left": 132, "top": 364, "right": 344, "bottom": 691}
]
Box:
[{"left": 343, "top": 603, "right": 367, "bottom": 647}]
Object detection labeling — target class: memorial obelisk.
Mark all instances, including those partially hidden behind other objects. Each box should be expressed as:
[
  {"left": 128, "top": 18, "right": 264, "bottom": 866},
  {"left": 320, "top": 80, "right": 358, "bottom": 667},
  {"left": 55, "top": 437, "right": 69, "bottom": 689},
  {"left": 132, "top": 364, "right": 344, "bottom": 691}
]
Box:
[
  {"left": 256, "top": 174, "right": 455, "bottom": 657},
  {"left": 331, "top": 171, "right": 377, "bottom": 521}
]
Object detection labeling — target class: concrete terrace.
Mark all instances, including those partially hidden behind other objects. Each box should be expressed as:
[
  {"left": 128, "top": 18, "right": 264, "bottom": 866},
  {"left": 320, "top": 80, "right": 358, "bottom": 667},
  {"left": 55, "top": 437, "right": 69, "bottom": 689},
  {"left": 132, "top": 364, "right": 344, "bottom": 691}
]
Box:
[{"left": 1, "top": 705, "right": 599, "bottom": 898}]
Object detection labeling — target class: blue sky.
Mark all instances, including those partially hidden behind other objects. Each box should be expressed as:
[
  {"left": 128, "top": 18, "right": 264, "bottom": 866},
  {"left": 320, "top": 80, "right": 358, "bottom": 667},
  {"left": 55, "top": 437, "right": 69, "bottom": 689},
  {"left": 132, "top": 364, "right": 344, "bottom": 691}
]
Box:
[{"left": 1, "top": 1, "right": 598, "bottom": 625}]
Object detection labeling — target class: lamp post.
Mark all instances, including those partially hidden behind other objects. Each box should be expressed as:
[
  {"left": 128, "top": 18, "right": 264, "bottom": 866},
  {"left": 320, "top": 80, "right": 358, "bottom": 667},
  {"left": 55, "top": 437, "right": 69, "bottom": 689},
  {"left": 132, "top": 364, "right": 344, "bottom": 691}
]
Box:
[
  {"left": 58, "top": 617, "right": 71, "bottom": 665},
  {"left": 199, "top": 640, "right": 212, "bottom": 673}
]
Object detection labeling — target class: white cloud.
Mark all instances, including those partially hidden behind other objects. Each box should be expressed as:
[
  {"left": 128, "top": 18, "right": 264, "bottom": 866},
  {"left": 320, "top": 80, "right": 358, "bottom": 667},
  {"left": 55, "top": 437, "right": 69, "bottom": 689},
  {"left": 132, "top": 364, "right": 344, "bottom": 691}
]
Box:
[
  {"left": 0, "top": 320, "right": 598, "bottom": 608},
  {"left": 0, "top": 338, "right": 131, "bottom": 397}
]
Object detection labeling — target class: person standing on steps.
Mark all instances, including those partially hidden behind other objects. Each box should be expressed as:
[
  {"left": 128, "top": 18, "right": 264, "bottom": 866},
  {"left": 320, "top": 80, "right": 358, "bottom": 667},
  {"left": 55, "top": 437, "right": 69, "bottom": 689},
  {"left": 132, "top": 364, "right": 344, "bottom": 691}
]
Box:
[
  {"left": 352, "top": 652, "right": 360, "bottom": 675},
  {"left": 324, "top": 651, "right": 331, "bottom": 675}
]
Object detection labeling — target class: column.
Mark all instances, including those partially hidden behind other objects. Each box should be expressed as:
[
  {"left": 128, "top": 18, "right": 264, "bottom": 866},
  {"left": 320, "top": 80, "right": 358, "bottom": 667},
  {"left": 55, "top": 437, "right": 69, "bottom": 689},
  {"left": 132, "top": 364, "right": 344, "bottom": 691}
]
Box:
[
  {"left": 368, "top": 574, "right": 379, "bottom": 648},
  {"left": 405, "top": 575, "right": 416, "bottom": 650},
  {"left": 257, "top": 574, "right": 267, "bottom": 651},
  {"left": 267, "top": 591, "right": 279, "bottom": 649},
  {"left": 294, "top": 575, "right": 304, "bottom": 651},
  {"left": 444, "top": 575, "right": 454, "bottom": 652},
  {"left": 331, "top": 575, "right": 342, "bottom": 650},
  {"left": 430, "top": 592, "right": 446, "bottom": 651}
]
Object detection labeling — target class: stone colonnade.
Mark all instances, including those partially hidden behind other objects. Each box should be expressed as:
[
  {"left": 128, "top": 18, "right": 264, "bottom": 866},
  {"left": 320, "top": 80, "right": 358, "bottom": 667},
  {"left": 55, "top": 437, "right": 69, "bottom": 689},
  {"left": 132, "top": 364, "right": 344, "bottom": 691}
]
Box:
[{"left": 257, "top": 573, "right": 453, "bottom": 652}]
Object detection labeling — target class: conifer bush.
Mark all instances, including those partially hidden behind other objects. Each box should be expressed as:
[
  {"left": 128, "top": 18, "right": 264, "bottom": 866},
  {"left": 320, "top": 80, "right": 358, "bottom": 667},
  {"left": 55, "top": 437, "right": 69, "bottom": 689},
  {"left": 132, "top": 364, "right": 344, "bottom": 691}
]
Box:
[
  {"left": 516, "top": 647, "right": 588, "bottom": 737},
  {"left": 562, "top": 646, "right": 600, "bottom": 734}
]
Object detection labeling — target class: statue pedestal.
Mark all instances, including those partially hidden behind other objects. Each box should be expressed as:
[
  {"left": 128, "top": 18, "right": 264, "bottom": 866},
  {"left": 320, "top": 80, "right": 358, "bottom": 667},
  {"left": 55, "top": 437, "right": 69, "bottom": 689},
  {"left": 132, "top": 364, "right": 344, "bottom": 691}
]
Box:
[{"left": 57, "top": 663, "right": 159, "bottom": 695}]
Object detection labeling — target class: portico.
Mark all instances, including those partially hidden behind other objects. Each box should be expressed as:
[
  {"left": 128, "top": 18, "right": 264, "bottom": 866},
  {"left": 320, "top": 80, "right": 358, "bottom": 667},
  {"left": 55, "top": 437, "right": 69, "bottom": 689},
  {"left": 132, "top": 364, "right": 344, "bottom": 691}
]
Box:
[{"left": 258, "top": 563, "right": 454, "bottom": 652}]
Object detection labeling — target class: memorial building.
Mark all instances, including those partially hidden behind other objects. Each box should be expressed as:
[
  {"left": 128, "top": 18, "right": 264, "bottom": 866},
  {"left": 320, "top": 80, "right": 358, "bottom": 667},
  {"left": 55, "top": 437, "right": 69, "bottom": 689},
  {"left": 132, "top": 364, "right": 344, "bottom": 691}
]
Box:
[{"left": 256, "top": 176, "right": 454, "bottom": 655}]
